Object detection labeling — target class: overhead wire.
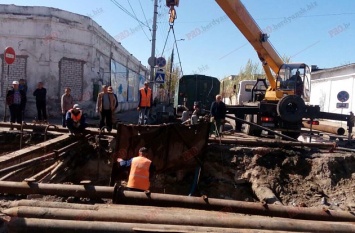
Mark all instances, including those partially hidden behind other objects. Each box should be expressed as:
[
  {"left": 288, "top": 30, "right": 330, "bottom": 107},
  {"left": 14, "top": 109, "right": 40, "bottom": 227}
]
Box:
[
  {"left": 138, "top": 0, "right": 150, "bottom": 31},
  {"left": 111, "top": 0, "right": 145, "bottom": 26},
  {"left": 126, "top": 0, "right": 151, "bottom": 41}
]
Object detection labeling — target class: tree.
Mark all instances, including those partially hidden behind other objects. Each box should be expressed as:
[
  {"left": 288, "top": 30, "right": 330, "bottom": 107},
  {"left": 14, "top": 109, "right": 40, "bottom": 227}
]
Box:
[
  {"left": 163, "top": 52, "right": 181, "bottom": 102},
  {"left": 238, "top": 59, "right": 261, "bottom": 81},
  {"left": 281, "top": 54, "right": 291, "bottom": 63}
]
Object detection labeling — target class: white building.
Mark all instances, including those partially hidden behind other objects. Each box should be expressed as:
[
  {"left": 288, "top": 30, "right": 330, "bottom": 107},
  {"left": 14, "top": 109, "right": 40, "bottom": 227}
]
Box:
[
  {"left": 310, "top": 64, "right": 355, "bottom": 114},
  {"left": 0, "top": 4, "right": 148, "bottom": 120}
]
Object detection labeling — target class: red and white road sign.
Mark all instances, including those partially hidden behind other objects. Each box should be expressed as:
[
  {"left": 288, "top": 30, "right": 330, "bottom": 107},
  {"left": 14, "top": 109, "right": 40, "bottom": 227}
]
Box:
[{"left": 4, "top": 47, "right": 16, "bottom": 65}]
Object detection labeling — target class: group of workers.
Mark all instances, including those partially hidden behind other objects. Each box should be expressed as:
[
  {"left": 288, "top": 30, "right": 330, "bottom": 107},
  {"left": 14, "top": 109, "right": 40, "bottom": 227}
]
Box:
[{"left": 6, "top": 78, "right": 224, "bottom": 192}]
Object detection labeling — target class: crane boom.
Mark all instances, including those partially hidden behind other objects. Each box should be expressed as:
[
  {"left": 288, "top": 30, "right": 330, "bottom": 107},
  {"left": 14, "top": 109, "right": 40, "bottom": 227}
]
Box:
[{"left": 215, "top": 0, "right": 283, "bottom": 73}]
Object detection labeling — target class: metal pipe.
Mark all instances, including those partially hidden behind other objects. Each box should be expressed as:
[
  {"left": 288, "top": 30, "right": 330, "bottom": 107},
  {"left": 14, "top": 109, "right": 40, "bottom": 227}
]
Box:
[
  {"left": 209, "top": 137, "right": 336, "bottom": 149},
  {"left": 26, "top": 161, "right": 59, "bottom": 181},
  {"left": 3, "top": 206, "right": 355, "bottom": 232},
  {"left": 225, "top": 115, "right": 298, "bottom": 141},
  {"left": 113, "top": 189, "right": 355, "bottom": 222},
  {"left": 0, "top": 167, "right": 28, "bottom": 181},
  {"left": 0, "top": 181, "right": 113, "bottom": 199},
  {"left": 19, "top": 121, "right": 25, "bottom": 149},
  {"left": 0, "top": 122, "right": 116, "bottom": 136},
  {"left": 0, "top": 181, "right": 354, "bottom": 222},
  {"left": 303, "top": 122, "right": 345, "bottom": 135},
  {"left": 0, "top": 152, "right": 56, "bottom": 176},
  {"left": 5, "top": 217, "right": 291, "bottom": 233},
  {"left": 44, "top": 124, "right": 58, "bottom": 142}
]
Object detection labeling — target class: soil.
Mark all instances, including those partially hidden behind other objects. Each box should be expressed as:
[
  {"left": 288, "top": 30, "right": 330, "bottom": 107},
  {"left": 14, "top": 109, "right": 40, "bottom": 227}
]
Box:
[
  {"left": 0, "top": 133, "right": 355, "bottom": 213},
  {"left": 150, "top": 141, "right": 355, "bottom": 211}
]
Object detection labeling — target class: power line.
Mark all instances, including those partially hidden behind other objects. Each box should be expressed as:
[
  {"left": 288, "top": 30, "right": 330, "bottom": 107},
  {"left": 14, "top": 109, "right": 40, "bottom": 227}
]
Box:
[
  {"left": 110, "top": 0, "right": 150, "bottom": 29},
  {"left": 138, "top": 0, "right": 151, "bottom": 31},
  {"left": 126, "top": 0, "right": 150, "bottom": 41}
]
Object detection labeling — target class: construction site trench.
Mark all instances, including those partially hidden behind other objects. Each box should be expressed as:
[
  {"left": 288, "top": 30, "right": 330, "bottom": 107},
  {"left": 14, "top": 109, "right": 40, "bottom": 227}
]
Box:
[
  {"left": 0, "top": 123, "right": 355, "bottom": 232},
  {"left": 1, "top": 127, "right": 355, "bottom": 210}
]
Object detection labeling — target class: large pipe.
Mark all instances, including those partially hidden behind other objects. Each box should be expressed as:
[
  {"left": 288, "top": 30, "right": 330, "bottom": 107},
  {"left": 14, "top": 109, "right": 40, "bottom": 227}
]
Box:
[
  {"left": 303, "top": 122, "right": 345, "bottom": 135},
  {"left": 0, "top": 181, "right": 113, "bottom": 199},
  {"left": 4, "top": 217, "right": 296, "bottom": 233},
  {"left": 113, "top": 189, "right": 355, "bottom": 222},
  {"left": 3, "top": 206, "right": 355, "bottom": 233},
  {"left": 209, "top": 138, "right": 336, "bottom": 149},
  {"left": 0, "top": 181, "right": 355, "bottom": 222}
]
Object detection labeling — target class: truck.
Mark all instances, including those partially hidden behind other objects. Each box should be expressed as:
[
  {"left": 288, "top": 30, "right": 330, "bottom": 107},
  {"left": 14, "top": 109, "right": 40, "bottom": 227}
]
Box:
[
  {"left": 174, "top": 74, "right": 220, "bottom": 111},
  {"left": 216, "top": 0, "right": 351, "bottom": 139}
]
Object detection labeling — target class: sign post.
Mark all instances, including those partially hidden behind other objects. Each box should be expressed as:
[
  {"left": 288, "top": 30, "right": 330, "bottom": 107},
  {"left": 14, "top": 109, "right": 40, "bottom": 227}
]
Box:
[
  {"left": 3, "top": 46, "right": 16, "bottom": 122},
  {"left": 336, "top": 90, "right": 350, "bottom": 127},
  {"left": 155, "top": 69, "right": 165, "bottom": 84}
]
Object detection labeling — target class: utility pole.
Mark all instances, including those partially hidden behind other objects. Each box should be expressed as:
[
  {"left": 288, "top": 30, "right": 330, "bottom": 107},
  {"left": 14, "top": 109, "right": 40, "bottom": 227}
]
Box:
[
  {"left": 168, "top": 48, "right": 174, "bottom": 104},
  {"left": 150, "top": 0, "right": 158, "bottom": 83}
]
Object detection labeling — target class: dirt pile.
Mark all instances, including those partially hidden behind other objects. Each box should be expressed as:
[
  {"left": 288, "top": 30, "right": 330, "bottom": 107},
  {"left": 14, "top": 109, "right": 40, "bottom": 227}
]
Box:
[{"left": 166, "top": 144, "right": 355, "bottom": 211}]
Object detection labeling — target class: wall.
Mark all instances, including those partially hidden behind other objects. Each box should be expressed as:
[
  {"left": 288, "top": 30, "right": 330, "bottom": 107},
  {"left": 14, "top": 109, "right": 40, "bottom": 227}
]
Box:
[
  {"left": 0, "top": 4, "right": 148, "bottom": 120},
  {"left": 311, "top": 64, "right": 355, "bottom": 114}
]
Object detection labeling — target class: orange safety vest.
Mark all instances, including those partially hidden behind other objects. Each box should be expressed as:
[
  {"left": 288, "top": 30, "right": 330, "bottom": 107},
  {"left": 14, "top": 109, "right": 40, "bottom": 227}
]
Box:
[
  {"left": 70, "top": 109, "right": 82, "bottom": 122},
  {"left": 139, "top": 88, "right": 152, "bottom": 107},
  {"left": 127, "top": 156, "right": 152, "bottom": 190}
]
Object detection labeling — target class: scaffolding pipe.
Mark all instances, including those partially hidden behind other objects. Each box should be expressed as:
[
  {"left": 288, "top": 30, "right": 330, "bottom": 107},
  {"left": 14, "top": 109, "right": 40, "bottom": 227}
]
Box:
[
  {"left": 3, "top": 206, "right": 355, "bottom": 233},
  {"left": 0, "top": 181, "right": 355, "bottom": 222}
]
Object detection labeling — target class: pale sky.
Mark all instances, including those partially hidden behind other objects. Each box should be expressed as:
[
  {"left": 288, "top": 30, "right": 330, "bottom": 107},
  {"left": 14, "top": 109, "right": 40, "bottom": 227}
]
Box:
[{"left": 1, "top": 0, "right": 354, "bottom": 79}]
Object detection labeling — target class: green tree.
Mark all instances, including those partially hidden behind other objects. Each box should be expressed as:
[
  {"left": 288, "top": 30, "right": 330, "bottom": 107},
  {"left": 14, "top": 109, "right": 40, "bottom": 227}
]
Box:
[
  {"left": 238, "top": 59, "right": 261, "bottom": 81},
  {"left": 163, "top": 53, "right": 181, "bottom": 102}
]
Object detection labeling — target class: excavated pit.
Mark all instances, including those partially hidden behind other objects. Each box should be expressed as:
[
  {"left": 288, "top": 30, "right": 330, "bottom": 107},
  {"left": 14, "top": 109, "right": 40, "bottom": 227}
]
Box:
[{"left": 0, "top": 131, "right": 354, "bottom": 212}]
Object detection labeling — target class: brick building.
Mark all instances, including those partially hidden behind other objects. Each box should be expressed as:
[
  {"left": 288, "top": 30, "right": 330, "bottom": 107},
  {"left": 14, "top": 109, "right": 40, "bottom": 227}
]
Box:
[{"left": 0, "top": 4, "right": 148, "bottom": 120}]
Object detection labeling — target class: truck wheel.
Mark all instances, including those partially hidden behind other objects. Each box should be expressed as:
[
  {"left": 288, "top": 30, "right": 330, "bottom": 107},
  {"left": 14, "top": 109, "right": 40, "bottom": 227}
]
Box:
[
  {"left": 277, "top": 95, "right": 305, "bottom": 123},
  {"left": 242, "top": 114, "right": 262, "bottom": 136}
]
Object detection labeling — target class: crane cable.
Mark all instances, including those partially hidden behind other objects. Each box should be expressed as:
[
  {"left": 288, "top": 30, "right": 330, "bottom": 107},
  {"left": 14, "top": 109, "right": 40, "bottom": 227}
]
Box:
[
  {"left": 159, "top": 23, "right": 183, "bottom": 75},
  {"left": 172, "top": 26, "right": 183, "bottom": 76}
]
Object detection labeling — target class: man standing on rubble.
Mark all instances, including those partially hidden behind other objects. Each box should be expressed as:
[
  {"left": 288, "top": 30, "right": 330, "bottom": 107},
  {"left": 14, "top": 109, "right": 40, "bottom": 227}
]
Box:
[
  {"left": 137, "top": 81, "right": 153, "bottom": 125},
  {"left": 117, "top": 147, "right": 155, "bottom": 191}
]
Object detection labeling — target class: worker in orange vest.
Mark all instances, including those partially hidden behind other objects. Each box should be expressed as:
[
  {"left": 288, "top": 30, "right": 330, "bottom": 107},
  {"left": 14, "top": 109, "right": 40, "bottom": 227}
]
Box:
[
  {"left": 117, "top": 147, "right": 155, "bottom": 191},
  {"left": 137, "top": 81, "right": 153, "bottom": 125},
  {"left": 65, "top": 104, "right": 87, "bottom": 135}
]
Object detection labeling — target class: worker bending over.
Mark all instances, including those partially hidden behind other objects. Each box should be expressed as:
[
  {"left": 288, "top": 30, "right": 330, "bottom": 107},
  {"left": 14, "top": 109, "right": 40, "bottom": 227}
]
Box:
[{"left": 117, "top": 147, "right": 155, "bottom": 191}]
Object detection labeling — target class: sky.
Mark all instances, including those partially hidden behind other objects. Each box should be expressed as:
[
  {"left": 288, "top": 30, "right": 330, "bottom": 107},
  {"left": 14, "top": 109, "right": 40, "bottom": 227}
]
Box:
[{"left": 1, "top": 0, "right": 354, "bottom": 79}]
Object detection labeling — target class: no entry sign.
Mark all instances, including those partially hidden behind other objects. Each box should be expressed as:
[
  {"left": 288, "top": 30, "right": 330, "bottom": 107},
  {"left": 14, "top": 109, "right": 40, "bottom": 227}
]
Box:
[{"left": 4, "top": 47, "right": 16, "bottom": 65}]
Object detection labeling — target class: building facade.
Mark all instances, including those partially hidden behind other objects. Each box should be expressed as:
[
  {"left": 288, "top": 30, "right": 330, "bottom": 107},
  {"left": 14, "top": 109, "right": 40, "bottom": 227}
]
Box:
[
  {"left": 311, "top": 64, "right": 355, "bottom": 114},
  {"left": 0, "top": 4, "right": 148, "bottom": 120}
]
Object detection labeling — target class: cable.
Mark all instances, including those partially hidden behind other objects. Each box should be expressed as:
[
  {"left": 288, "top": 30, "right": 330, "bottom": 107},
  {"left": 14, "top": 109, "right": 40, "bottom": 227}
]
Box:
[
  {"left": 110, "top": 0, "right": 150, "bottom": 28},
  {"left": 138, "top": 0, "right": 150, "bottom": 30},
  {"left": 172, "top": 26, "right": 183, "bottom": 76},
  {"left": 160, "top": 25, "right": 173, "bottom": 57},
  {"left": 126, "top": 0, "right": 151, "bottom": 41}
]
